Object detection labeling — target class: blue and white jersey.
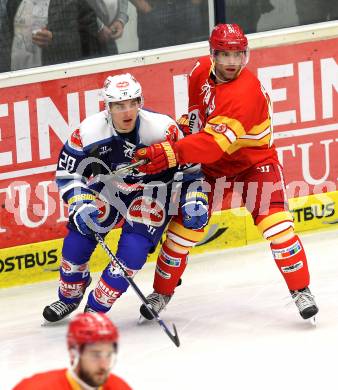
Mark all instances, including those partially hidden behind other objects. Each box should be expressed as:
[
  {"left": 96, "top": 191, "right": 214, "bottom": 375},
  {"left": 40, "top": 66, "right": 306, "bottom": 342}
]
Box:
[{"left": 56, "top": 109, "right": 183, "bottom": 203}]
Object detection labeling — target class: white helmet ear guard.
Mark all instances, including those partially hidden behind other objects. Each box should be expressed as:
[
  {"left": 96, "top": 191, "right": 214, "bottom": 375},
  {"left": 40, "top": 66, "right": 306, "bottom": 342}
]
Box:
[{"left": 102, "top": 73, "right": 143, "bottom": 108}]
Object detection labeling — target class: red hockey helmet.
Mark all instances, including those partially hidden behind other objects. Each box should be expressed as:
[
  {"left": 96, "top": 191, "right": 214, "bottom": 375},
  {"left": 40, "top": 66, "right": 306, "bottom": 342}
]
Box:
[
  {"left": 67, "top": 313, "right": 119, "bottom": 350},
  {"left": 209, "top": 24, "right": 248, "bottom": 52}
]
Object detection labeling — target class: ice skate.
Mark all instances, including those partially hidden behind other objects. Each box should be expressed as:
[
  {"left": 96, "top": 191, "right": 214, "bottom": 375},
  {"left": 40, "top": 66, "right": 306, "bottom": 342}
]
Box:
[
  {"left": 43, "top": 300, "right": 80, "bottom": 323},
  {"left": 139, "top": 291, "right": 173, "bottom": 322},
  {"left": 291, "top": 287, "right": 318, "bottom": 323},
  {"left": 43, "top": 278, "right": 92, "bottom": 322}
]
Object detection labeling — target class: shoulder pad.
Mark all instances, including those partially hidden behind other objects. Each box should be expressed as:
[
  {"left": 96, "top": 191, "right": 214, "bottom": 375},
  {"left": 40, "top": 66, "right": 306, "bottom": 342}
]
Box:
[
  {"left": 138, "top": 109, "right": 182, "bottom": 145},
  {"left": 79, "top": 111, "right": 112, "bottom": 149}
]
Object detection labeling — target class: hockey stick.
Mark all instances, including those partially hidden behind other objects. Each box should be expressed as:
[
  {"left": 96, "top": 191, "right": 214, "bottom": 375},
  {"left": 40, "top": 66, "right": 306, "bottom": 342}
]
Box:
[
  {"left": 94, "top": 233, "right": 180, "bottom": 347},
  {"left": 113, "top": 159, "right": 148, "bottom": 175}
]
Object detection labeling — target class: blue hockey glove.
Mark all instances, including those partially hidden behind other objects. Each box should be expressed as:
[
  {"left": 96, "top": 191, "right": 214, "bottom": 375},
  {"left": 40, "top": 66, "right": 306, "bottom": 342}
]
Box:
[
  {"left": 68, "top": 194, "right": 100, "bottom": 236},
  {"left": 181, "top": 190, "right": 209, "bottom": 230}
]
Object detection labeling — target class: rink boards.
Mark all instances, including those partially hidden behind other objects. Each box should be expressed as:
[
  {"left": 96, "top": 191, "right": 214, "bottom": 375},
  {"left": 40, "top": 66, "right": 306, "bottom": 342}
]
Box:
[{"left": 1, "top": 190, "right": 338, "bottom": 288}]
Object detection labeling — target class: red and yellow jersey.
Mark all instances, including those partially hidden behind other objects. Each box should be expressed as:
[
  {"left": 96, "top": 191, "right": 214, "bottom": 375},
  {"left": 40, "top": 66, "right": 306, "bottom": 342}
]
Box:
[
  {"left": 13, "top": 368, "right": 132, "bottom": 390},
  {"left": 176, "top": 56, "right": 279, "bottom": 178}
]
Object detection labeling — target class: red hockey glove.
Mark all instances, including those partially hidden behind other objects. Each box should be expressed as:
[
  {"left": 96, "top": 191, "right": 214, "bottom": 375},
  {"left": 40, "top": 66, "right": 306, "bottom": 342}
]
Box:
[
  {"left": 133, "top": 141, "right": 178, "bottom": 174},
  {"left": 177, "top": 114, "right": 191, "bottom": 136}
]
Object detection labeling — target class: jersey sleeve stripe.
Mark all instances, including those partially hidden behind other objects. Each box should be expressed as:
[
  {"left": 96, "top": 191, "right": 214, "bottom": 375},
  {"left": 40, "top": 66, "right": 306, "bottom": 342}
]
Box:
[
  {"left": 240, "top": 127, "right": 271, "bottom": 140},
  {"left": 55, "top": 171, "right": 86, "bottom": 181},
  {"left": 227, "top": 134, "right": 272, "bottom": 154},
  {"left": 224, "top": 128, "right": 237, "bottom": 143},
  {"left": 245, "top": 118, "right": 270, "bottom": 135},
  {"left": 64, "top": 141, "right": 86, "bottom": 156},
  {"left": 203, "top": 126, "right": 232, "bottom": 152},
  {"left": 58, "top": 182, "right": 88, "bottom": 196}
]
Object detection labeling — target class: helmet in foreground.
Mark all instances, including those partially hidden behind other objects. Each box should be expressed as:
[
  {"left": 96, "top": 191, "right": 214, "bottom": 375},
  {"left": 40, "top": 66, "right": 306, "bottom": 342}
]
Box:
[{"left": 67, "top": 312, "right": 119, "bottom": 350}]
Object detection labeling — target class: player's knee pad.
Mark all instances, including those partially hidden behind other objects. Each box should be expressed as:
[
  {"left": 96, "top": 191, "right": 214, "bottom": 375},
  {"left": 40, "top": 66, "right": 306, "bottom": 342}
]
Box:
[
  {"left": 166, "top": 217, "right": 205, "bottom": 249},
  {"left": 117, "top": 231, "right": 153, "bottom": 270},
  {"left": 271, "top": 234, "right": 310, "bottom": 291},
  {"left": 101, "top": 261, "right": 137, "bottom": 293},
  {"left": 153, "top": 241, "right": 189, "bottom": 295},
  {"left": 256, "top": 211, "right": 294, "bottom": 241},
  {"left": 62, "top": 229, "right": 97, "bottom": 264},
  {"left": 60, "top": 257, "right": 89, "bottom": 282}
]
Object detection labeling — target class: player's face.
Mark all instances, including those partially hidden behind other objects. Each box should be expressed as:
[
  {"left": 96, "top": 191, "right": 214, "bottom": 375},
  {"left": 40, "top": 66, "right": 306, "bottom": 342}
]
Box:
[
  {"left": 213, "top": 50, "right": 246, "bottom": 81},
  {"left": 77, "top": 342, "right": 116, "bottom": 387},
  {"left": 110, "top": 98, "right": 140, "bottom": 133}
]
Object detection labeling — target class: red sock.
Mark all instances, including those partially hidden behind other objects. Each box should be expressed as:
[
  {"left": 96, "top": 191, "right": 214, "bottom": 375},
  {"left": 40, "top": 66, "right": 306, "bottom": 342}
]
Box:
[
  {"left": 153, "top": 242, "right": 188, "bottom": 295},
  {"left": 271, "top": 235, "right": 310, "bottom": 291}
]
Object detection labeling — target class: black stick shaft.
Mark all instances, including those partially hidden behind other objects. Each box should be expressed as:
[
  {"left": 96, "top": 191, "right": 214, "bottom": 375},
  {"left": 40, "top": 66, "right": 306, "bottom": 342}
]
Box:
[{"left": 94, "top": 233, "right": 180, "bottom": 347}]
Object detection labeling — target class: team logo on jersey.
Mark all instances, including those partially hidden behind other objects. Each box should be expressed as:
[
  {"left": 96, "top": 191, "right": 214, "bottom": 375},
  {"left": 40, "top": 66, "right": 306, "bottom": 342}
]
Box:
[
  {"left": 165, "top": 124, "right": 179, "bottom": 142},
  {"left": 70, "top": 129, "right": 83, "bottom": 149},
  {"left": 123, "top": 141, "right": 136, "bottom": 159},
  {"left": 116, "top": 81, "right": 129, "bottom": 88},
  {"left": 127, "top": 196, "right": 165, "bottom": 226},
  {"left": 212, "top": 123, "right": 228, "bottom": 134}
]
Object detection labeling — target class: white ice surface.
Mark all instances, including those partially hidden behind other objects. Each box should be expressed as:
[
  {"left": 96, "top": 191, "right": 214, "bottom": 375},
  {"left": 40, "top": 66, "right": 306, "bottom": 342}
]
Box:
[{"left": 1, "top": 229, "right": 338, "bottom": 390}]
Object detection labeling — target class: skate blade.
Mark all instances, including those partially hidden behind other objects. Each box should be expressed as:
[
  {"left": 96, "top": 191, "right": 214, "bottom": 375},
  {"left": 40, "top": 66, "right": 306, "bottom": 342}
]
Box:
[
  {"left": 138, "top": 315, "right": 154, "bottom": 325},
  {"left": 138, "top": 315, "right": 147, "bottom": 325},
  {"left": 308, "top": 315, "right": 317, "bottom": 327},
  {"left": 41, "top": 318, "right": 69, "bottom": 327},
  {"left": 41, "top": 319, "right": 58, "bottom": 327}
]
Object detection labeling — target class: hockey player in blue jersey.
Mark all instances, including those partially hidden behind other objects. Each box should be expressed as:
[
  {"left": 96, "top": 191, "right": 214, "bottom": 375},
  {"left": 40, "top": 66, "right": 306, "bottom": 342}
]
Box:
[{"left": 43, "top": 73, "right": 209, "bottom": 322}]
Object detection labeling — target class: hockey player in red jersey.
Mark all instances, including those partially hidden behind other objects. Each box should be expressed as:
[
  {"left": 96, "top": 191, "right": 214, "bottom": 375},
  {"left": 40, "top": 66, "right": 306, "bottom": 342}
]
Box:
[
  {"left": 13, "top": 312, "right": 131, "bottom": 389},
  {"left": 135, "top": 23, "right": 319, "bottom": 321}
]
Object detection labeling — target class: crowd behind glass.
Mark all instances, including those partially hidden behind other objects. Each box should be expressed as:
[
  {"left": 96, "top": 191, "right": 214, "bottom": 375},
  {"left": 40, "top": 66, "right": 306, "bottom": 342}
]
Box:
[{"left": 0, "top": 0, "right": 337, "bottom": 73}]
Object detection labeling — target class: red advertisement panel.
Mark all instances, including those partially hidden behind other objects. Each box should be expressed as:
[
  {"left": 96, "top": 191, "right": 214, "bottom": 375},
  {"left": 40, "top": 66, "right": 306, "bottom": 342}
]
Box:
[{"left": 0, "top": 38, "right": 337, "bottom": 247}]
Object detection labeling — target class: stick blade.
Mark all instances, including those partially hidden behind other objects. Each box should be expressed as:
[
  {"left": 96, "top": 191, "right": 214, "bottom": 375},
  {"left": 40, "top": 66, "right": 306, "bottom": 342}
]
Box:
[{"left": 171, "top": 323, "right": 180, "bottom": 347}]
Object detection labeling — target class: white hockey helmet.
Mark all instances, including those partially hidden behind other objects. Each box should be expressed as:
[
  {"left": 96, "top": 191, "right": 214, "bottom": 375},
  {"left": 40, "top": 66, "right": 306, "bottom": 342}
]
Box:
[{"left": 102, "top": 73, "right": 143, "bottom": 111}]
